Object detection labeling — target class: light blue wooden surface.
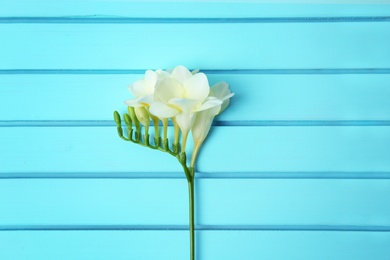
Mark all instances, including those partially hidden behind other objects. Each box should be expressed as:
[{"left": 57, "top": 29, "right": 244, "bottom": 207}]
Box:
[
  {"left": 0, "top": 179, "right": 389, "bottom": 226},
  {"left": 2, "top": 231, "right": 390, "bottom": 260},
  {"left": 1, "top": 1, "right": 390, "bottom": 17},
  {"left": 1, "top": 22, "right": 390, "bottom": 69},
  {"left": 0, "top": 1, "right": 389, "bottom": 259},
  {"left": 1, "top": 126, "right": 389, "bottom": 173},
  {"left": 1, "top": 74, "right": 390, "bottom": 121},
  {"left": 1, "top": 231, "right": 389, "bottom": 260}
]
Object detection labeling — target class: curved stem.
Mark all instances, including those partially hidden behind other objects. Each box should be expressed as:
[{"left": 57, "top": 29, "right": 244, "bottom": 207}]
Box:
[{"left": 114, "top": 114, "right": 196, "bottom": 260}]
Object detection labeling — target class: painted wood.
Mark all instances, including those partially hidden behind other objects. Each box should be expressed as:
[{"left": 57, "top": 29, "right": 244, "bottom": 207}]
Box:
[
  {"left": 1, "top": 22, "right": 389, "bottom": 70},
  {"left": 1, "top": 2, "right": 390, "bottom": 17},
  {"left": 0, "top": 126, "right": 389, "bottom": 174},
  {"left": 1, "top": 74, "right": 390, "bottom": 121},
  {"left": 1, "top": 1, "right": 389, "bottom": 259},
  {"left": 0, "top": 231, "right": 389, "bottom": 260},
  {"left": 0, "top": 179, "right": 389, "bottom": 226}
]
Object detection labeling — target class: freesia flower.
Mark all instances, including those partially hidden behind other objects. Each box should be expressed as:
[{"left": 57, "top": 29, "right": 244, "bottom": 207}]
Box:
[
  {"left": 190, "top": 81, "right": 234, "bottom": 167},
  {"left": 115, "top": 66, "right": 234, "bottom": 260},
  {"left": 149, "top": 65, "right": 222, "bottom": 151},
  {"left": 124, "top": 69, "right": 169, "bottom": 137},
  {"left": 210, "top": 81, "right": 234, "bottom": 113},
  {"left": 124, "top": 69, "right": 172, "bottom": 110}
]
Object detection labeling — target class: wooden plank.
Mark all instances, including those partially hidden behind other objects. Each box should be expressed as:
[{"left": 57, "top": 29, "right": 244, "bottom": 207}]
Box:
[
  {"left": 0, "top": 230, "right": 389, "bottom": 260},
  {"left": 1, "top": 74, "right": 390, "bottom": 121},
  {"left": 1, "top": 2, "right": 390, "bottom": 18},
  {"left": 0, "top": 126, "right": 389, "bottom": 173},
  {"left": 1, "top": 22, "right": 389, "bottom": 70},
  {"left": 0, "top": 179, "right": 389, "bottom": 226}
]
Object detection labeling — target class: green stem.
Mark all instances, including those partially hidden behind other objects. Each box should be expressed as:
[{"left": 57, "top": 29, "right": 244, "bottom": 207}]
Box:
[
  {"left": 188, "top": 175, "right": 195, "bottom": 260},
  {"left": 114, "top": 114, "right": 196, "bottom": 259},
  {"left": 179, "top": 161, "right": 195, "bottom": 260}
]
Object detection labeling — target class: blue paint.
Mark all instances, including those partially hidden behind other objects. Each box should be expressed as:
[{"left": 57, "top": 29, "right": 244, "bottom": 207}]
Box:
[
  {"left": 1, "top": 1, "right": 390, "bottom": 259},
  {"left": 1, "top": 126, "right": 390, "bottom": 173},
  {"left": 1, "top": 2, "right": 390, "bottom": 17},
  {"left": 1, "top": 23, "right": 390, "bottom": 69},
  {"left": 0, "top": 231, "right": 389, "bottom": 260},
  {"left": 0, "top": 179, "right": 389, "bottom": 226},
  {"left": 1, "top": 16, "right": 390, "bottom": 24},
  {"left": 1, "top": 68, "right": 390, "bottom": 74},
  {"left": 1, "top": 74, "right": 390, "bottom": 121}
]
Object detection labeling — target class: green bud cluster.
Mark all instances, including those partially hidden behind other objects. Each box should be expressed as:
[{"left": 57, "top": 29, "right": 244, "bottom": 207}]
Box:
[{"left": 113, "top": 109, "right": 193, "bottom": 182}]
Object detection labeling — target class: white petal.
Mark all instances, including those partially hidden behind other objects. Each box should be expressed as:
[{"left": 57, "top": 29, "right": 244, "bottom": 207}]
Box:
[
  {"left": 156, "top": 69, "right": 170, "bottom": 79},
  {"left": 124, "top": 97, "right": 145, "bottom": 108},
  {"left": 137, "top": 94, "right": 154, "bottom": 106},
  {"left": 211, "top": 82, "right": 234, "bottom": 113},
  {"left": 191, "top": 68, "right": 200, "bottom": 75},
  {"left": 154, "top": 78, "right": 184, "bottom": 103},
  {"left": 144, "top": 70, "right": 158, "bottom": 90},
  {"left": 184, "top": 73, "right": 210, "bottom": 101},
  {"left": 170, "top": 65, "right": 193, "bottom": 84},
  {"left": 149, "top": 101, "right": 179, "bottom": 119},
  {"left": 175, "top": 111, "right": 196, "bottom": 134},
  {"left": 220, "top": 98, "right": 232, "bottom": 113},
  {"left": 211, "top": 82, "right": 231, "bottom": 100},
  {"left": 129, "top": 79, "right": 146, "bottom": 97},
  {"left": 169, "top": 98, "right": 200, "bottom": 113},
  {"left": 194, "top": 97, "right": 222, "bottom": 112},
  {"left": 192, "top": 105, "right": 221, "bottom": 145}
]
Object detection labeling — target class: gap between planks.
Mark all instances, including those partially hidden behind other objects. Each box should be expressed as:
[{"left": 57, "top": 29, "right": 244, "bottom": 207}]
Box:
[
  {"left": 1, "top": 120, "right": 390, "bottom": 127},
  {"left": 1, "top": 16, "right": 390, "bottom": 24},
  {"left": 1, "top": 172, "right": 390, "bottom": 179},
  {"left": 1, "top": 224, "right": 389, "bottom": 232},
  {"left": 1, "top": 69, "right": 390, "bottom": 74}
]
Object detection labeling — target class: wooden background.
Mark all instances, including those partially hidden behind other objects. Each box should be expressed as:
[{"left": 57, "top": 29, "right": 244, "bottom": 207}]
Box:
[{"left": 1, "top": 1, "right": 390, "bottom": 259}]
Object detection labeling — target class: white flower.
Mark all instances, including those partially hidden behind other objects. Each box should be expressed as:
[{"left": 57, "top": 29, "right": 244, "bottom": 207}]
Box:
[
  {"left": 190, "top": 81, "right": 234, "bottom": 167},
  {"left": 149, "top": 65, "right": 222, "bottom": 150},
  {"left": 210, "top": 81, "right": 234, "bottom": 113},
  {"left": 122, "top": 66, "right": 233, "bottom": 160},
  {"left": 124, "top": 69, "right": 170, "bottom": 131},
  {"left": 191, "top": 104, "right": 221, "bottom": 148},
  {"left": 124, "top": 69, "right": 170, "bottom": 108}
]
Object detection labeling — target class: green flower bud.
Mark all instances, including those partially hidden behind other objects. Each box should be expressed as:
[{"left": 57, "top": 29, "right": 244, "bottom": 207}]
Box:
[
  {"left": 135, "top": 107, "right": 150, "bottom": 128},
  {"left": 113, "top": 111, "right": 121, "bottom": 126},
  {"left": 128, "top": 106, "right": 141, "bottom": 133},
  {"left": 117, "top": 126, "right": 124, "bottom": 138},
  {"left": 123, "top": 113, "right": 132, "bottom": 127}
]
